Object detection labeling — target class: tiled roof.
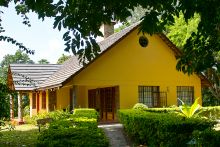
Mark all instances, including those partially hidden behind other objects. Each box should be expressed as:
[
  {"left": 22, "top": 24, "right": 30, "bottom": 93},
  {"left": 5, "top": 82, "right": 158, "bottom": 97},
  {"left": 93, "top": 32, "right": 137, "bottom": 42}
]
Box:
[
  {"left": 38, "top": 56, "right": 82, "bottom": 89},
  {"left": 9, "top": 64, "right": 62, "bottom": 91},
  {"left": 38, "top": 22, "right": 140, "bottom": 89}
]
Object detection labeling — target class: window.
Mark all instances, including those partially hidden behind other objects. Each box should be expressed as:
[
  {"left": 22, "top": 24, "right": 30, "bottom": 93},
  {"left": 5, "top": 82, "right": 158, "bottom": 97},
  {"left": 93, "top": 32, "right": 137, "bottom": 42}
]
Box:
[
  {"left": 42, "top": 91, "right": 46, "bottom": 109},
  {"left": 32, "top": 93, "right": 36, "bottom": 109},
  {"left": 138, "top": 86, "right": 159, "bottom": 107},
  {"left": 177, "top": 86, "right": 194, "bottom": 105}
]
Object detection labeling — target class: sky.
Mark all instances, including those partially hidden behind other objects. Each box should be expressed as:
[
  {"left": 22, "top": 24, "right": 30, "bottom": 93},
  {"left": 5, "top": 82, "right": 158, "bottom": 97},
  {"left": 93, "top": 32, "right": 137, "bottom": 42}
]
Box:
[{"left": 0, "top": 3, "right": 72, "bottom": 64}]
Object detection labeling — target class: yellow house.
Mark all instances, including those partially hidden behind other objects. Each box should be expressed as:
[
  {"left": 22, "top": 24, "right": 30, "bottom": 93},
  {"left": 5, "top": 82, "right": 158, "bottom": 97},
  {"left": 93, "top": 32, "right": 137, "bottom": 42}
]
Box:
[{"left": 8, "top": 22, "right": 208, "bottom": 122}]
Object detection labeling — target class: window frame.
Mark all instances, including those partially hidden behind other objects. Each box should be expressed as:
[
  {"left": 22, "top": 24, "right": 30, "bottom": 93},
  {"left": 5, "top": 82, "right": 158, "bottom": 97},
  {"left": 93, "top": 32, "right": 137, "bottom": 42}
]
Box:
[
  {"left": 138, "top": 86, "right": 160, "bottom": 107},
  {"left": 177, "top": 86, "right": 194, "bottom": 105}
]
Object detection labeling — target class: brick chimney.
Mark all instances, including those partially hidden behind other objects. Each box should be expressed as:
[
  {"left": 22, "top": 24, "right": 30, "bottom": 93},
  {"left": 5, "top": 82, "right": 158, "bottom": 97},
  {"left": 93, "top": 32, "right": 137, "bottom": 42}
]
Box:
[{"left": 97, "top": 21, "right": 115, "bottom": 41}]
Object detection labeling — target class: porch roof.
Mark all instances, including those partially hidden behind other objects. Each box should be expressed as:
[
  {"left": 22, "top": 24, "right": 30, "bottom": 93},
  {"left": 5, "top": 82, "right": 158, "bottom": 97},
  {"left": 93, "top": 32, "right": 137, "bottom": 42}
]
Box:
[{"left": 8, "top": 64, "right": 62, "bottom": 91}]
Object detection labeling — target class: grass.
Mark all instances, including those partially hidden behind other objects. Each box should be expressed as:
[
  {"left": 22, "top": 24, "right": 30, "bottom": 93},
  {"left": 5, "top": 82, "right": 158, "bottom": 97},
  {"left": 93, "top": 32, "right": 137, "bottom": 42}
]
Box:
[{"left": 0, "top": 124, "right": 40, "bottom": 147}]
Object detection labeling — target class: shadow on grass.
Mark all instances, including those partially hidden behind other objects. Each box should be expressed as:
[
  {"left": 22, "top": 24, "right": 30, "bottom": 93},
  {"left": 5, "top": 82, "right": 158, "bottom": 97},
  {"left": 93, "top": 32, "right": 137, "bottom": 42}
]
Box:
[{"left": 0, "top": 126, "right": 40, "bottom": 147}]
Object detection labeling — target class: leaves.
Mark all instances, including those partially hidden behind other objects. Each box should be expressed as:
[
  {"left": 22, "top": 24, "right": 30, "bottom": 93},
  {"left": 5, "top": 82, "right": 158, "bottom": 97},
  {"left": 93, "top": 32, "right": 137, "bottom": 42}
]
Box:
[
  {"left": 0, "top": 0, "right": 219, "bottom": 70},
  {"left": 177, "top": 97, "right": 201, "bottom": 118},
  {"left": 0, "top": 83, "right": 11, "bottom": 120},
  {"left": 57, "top": 54, "right": 71, "bottom": 64}
]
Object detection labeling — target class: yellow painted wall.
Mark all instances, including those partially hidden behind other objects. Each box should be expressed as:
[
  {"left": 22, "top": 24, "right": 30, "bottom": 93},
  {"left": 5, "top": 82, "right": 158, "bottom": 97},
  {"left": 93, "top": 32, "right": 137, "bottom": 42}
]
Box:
[
  {"left": 29, "top": 92, "right": 35, "bottom": 117},
  {"left": 56, "top": 87, "right": 70, "bottom": 110},
  {"left": 68, "top": 29, "right": 201, "bottom": 108},
  {"left": 76, "top": 86, "right": 87, "bottom": 108},
  {"left": 29, "top": 90, "right": 50, "bottom": 116}
]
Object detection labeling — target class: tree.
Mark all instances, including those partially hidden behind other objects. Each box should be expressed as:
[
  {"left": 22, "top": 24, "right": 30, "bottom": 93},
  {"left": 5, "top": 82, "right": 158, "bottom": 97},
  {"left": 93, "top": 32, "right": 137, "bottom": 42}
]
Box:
[
  {"left": 57, "top": 54, "right": 71, "bottom": 64},
  {"left": 0, "top": 83, "right": 10, "bottom": 120},
  {"left": 0, "top": 0, "right": 219, "bottom": 73},
  {"left": 0, "top": 50, "right": 34, "bottom": 118},
  {"left": 0, "top": 49, "right": 34, "bottom": 84},
  {"left": 166, "top": 12, "right": 220, "bottom": 103},
  {"left": 166, "top": 13, "right": 200, "bottom": 49},
  {"left": 38, "top": 59, "right": 50, "bottom": 64}
]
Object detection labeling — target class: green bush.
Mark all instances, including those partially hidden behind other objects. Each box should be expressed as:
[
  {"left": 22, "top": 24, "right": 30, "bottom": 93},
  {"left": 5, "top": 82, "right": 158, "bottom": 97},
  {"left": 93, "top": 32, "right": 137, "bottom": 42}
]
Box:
[
  {"left": 118, "top": 109, "right": 216, "bottom": 147},
  {"left": 37, "top": 108, "right": 109, "bottom": 147},
  {"left": 144, "top": 107, "right": 178, "bottom": 113},
  {"left": 23, "top": 105, "right": 30, "bottom": 116},
  {"left": 37, "top": 127, "right": 108, "bottom": 147},
  {"left": 73, "top": 108, "right": 98, "bottom": 119},
  {"left": 198, "top": 106, "right": 220, "bottom": 120},
  {"left": 133, "top": 103, "right": 148, "bottom": 110},
  {"left": 24, "top": 110, "right": 71, "bottom": 125},
  {"left": 193, "top": 129, "right": 220, "bottom": 146}
]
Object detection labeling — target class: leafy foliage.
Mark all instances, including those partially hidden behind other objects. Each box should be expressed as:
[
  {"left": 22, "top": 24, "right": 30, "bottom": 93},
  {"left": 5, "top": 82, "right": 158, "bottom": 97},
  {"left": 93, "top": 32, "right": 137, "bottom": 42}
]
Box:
[
  {"left": 24, "top": 109, "right": 71, "bottom": 125},
  {"left": 144, "top": 107, "right": 178, "bottom": 113},
  {"left": 0, "top": 0, "right": 219, "bottom": 72},
  {"left": 166, "top": 13, "right": 200, "bottom": 49},
  {"left": 177, "top": 97, "right": 201, "bottom": 118},
  {"left": 202, "top": 67, "right": 220, "bottom": 101},
  {"left": 56, "top": 54, "right": 71, "bottom": 64},
  {"left": 132, "top": 103, "right": 148, "bottom": 110},
  {"left": 203, "top": 88, "right": 220, "bottom": 106},
  {"left": 193, "top": 129, "right": 220, "bottom": 147},
  {"left": 38, "top": 59, "right": 49, "bottom": 64},
  {"left": 198, "top": 106, "right": 220, "bottom": 120},
  {"left": 0, "top": 8, "right": 33, "bottom": 55},
  {"left": 0, "top": 49, "right": 34, "bottom": 84},
  {"left": 118, "top": 109, "right": 216, "bottom": 146},
  {"left": 37, "top": 108, "right": 108, "bottom": 147},
  {"left": 166, "top": 12, "right": 220, "bottom": 101},
  {"left": 0, "top": 83, "right": 11, "bottom": 120}
]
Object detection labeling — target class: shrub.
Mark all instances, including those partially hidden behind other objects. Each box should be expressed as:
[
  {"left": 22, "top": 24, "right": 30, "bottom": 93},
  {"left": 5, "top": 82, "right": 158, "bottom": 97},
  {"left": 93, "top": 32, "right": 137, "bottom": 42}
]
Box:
[
  {"left": 23, "top": 105, "right": 30, "bottom": 116},
  {"left": 198, "top": 106, "right": 220, "bottom": 120},
  {"left": 133, "top": 103, "right": 148, "bottom": 110},
  {"left": 193, "top": 129, "right": 220, "bottom": 146},
  {"left": 144, "top": 107, "right": 178, "bottom": 113},
  {"left": 37, "top": 127, "right": 108, "bottom": 147},
  {"left": 37, "top": 108, "right": 109, "bottom": 147},
  {"left": 73, "top": 108, "right": 98, "bottom": 119},
  {"left": 177, "top": 97, "right": 201, "bottom": 118},
  {"left": 141, "top": 106, "right": 220, "bottom": 119},
  {"left": 24, "top": 110, "right": 71, "bottom": 125},
  {"left": 118, "top": 109, "right": 216, "bottom": 147}
]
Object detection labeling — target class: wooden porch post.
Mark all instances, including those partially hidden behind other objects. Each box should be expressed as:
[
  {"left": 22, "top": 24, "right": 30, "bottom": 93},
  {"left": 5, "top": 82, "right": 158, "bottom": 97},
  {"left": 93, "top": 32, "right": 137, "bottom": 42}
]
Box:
[
  {"left": 18, "top": 92, "right": 24, "bottom": 124},
  {"left": 10, "top": 94, "right": 14, "bottom": 120}
]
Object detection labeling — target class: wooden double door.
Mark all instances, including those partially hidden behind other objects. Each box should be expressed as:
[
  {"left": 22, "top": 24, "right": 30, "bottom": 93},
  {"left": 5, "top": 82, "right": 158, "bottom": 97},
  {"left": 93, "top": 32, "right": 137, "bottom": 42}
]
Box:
[{"left": 88, "top": 87, "right": 118, "bottom": 121}]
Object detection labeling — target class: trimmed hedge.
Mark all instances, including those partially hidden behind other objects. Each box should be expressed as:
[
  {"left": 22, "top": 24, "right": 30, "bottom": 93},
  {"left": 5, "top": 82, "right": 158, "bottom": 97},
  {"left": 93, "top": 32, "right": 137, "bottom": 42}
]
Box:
[
  {"left": 118, "top": 109, "right": 216, "bottom": 147},
  {"left": 37, "top": 108, "right": 108, "bottom": 147},
  {"left": 140, "top": 106, "right": 220, "bottom": 120},
  {"left": 37, "top": 127, "right": 108, "bottom": 147},
  {"left": 144, "top": 107, "right": 178, "bottom": 113},
  {"left": 193, "top": 129, "right": 220, "bottom": 146},
  {"left": 198, "top": 106, "right": 220, "bottom": 120}
]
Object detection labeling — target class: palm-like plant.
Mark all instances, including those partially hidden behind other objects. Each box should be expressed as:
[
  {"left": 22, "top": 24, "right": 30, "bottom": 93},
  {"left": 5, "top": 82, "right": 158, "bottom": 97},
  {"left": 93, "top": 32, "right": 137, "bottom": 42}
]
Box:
[{"left": 177, "top": 97, "right": 201, "bottom": 118}]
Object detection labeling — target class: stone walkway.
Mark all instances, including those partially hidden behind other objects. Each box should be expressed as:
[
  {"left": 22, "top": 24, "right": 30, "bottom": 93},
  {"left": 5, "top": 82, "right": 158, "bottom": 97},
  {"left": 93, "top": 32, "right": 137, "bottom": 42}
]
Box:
[{"left": 98, "top": 123, "right": 132, "bottom": 147}]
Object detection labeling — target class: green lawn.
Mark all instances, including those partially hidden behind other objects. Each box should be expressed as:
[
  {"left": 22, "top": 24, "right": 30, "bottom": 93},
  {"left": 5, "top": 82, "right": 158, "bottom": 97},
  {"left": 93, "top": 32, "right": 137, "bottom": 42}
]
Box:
[{"left": 0, "top": 124, "right": 40, "bottom": 147}]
